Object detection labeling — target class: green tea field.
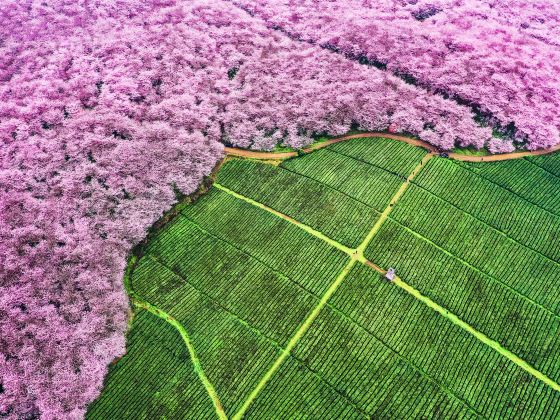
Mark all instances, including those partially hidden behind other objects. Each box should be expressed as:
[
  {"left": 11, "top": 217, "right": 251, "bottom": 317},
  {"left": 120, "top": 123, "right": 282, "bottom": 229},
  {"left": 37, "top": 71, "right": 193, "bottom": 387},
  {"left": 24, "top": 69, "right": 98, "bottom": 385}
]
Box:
[{"left": 87, "top": 137, "right": 560, "bottom": 419}]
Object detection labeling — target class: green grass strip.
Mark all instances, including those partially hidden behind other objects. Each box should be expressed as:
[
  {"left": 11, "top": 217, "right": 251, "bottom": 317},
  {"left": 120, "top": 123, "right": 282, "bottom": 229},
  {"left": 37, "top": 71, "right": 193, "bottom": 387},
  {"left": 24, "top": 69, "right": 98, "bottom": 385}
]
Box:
[
  {"left": 227, "top": 154, "right": 435, "bottom": 418},
  {"left": 123, "top": 257, "right": 226, "bottom": 418},
  {"left": 130, "top": 297, "right": 227, "bottom": 420},
  {"left": 213, "top": 183, "right": 354, "bottom": 256},
  {"left": 230, "top": 158, "right": 433, "bottom": 418},
  {"left": 232, "top": 258, "right": 357, "bottom": 420},
  {"left": 363, "top": 258, "right": 560, "bottom": 393},
  {"left": 356, "top": 153, "right": 433, "bottom": 258},
  {"left": 390, "top": 275, "right": 560, "bottom": 393}
]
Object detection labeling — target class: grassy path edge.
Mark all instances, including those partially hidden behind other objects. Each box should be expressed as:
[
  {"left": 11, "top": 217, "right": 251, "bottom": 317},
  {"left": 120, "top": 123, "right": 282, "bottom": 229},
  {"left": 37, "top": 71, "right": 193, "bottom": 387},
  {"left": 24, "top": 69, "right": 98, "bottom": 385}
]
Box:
[
  {"left": 122, "top": 257, "right": 227, "bottom": 420},
  {"left": 231, "top": 258, "right": 358, "bottom": 420},
  {"left": 231, "top": 154, "right": 438, "bottom": 418},
  {"left": 362, "top": 261, "right": 560, "bottom": 394},
  {"left": 130, "top": 297, "right": 228, "bottom": 419},
  {"left": 356, "top": 153, "right": 433, "bottom": 258}
]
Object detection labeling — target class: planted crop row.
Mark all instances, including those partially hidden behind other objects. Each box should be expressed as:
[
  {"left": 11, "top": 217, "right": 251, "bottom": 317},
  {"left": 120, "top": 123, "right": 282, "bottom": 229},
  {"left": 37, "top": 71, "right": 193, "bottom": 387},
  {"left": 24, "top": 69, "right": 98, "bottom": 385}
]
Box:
[
  {"left": 131, "top": 255, "right": 366, "bottom": 419},
  {"left": 135, "top": 223, "right": 318, "bottom": 346},
  {"left": 246, "top": 357, "right": 365, "bottom": 419},
  {"left": 414, "top": 158, "right": 560, "bottom": 261},
  {"left": 291, "top": 304, "right": 475, "bottom": 418},
  {"left": 457, "top": 158, "right": 560, "bottom": 216},
  {"left": 326, "top": 136, "right": 428, "bottom": 177},
  {"left": 391, "top": 184, "right": 560, "bottom": 314},
  {"left": 217, "top": 159, "right": 379, "bottom": 248},
  {"left": 526, "top": 153, "right": 560, "bottom": 178},
  {"left": 87, "top": 311, "right": 215, "bottom": 419},
  {"left": 327, "top": 264, "right": 560, "bottom": 419},
  {"left": 132, "top": 260, "right": 283, "bottom": 417},
  {"left": 91, "top": 139, "right": 560, "bottom": 418},
  {"left": 181, "top": 188, "right": 350, "bottom": 295},
  {"left": 365, "top": 219, "right": 560, "bottom": 383},
  {"left": 280, "top": 148, "right": 404, "bottom": 210}
]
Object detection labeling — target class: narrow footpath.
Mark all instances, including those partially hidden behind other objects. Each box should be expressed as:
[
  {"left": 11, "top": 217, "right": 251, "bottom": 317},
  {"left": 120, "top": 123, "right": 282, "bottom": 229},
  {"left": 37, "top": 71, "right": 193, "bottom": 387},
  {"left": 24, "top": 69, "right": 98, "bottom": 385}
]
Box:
[
  {"left": 126, "top": 133, "right": 560, "bottom": 419},
  {"left": 124, "top": 259, "right": 227, "bottom": 420},
  {"left": 224, "top": 132, "right": 560, "bottom": 162}
]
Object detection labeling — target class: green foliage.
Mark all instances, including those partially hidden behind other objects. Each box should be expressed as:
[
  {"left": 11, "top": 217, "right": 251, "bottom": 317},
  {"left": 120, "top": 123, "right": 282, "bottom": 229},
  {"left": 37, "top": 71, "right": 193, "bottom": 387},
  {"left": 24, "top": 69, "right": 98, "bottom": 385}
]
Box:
[
  {"left": 414, "top": 158, "right": 560, "bottom": 261},
  {"left": 326, "top": 137, "right": 428, "bottom": 176},
  {"left": 366, "top": 219, "right": 560, "bottom": 383},
  {"left": 87, "top": 311, "right": 215, "bottom": 419},
  {"left": 457, "top": 158, "right": 560, "bottom": 216},
  {"left": 327, "top": 264, "right": 560, "bottom": 419},
  {"left": 526, "top": 153, "right": 560, "bottom": 178},
  {"left": 281, "top": 148, "right": 405, "bottom": 210},
  {"left": 293, "top": 297, "right": 475, "bottom": 416},
  {"left": 245, "top": 357, "right": 364, "bottom": 419},
  {"left": 390, "top": 183, "right": 560, "bottom": 313},
  {"left": 137, "top": 218, "right": 318, "bottom": 346},
  {"left": 132, "top": 257, "right": 283, "bottom": 417},
  {"left": 181, "top": 188, "right": 349, "bottom": 295},
  {"left": 218, "top": 159, "right": 379, "bottom": 248}
]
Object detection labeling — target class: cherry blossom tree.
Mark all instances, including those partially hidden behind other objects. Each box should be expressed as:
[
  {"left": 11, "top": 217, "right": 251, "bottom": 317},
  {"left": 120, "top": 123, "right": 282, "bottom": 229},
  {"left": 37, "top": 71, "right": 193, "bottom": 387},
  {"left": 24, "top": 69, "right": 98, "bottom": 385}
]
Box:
[{"left": 234, "top": 0, "right": 560, "bottom": 151}]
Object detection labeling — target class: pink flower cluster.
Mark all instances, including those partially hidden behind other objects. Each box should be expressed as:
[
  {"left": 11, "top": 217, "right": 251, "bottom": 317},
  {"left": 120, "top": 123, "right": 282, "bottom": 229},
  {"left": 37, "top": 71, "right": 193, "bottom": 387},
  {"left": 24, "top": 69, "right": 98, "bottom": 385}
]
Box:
[
  {"left": 0, "top": 0, "right": 556, "bottom": 418},
  {"left": 234, "top": 0, "right": 560, "bottom": 150}
]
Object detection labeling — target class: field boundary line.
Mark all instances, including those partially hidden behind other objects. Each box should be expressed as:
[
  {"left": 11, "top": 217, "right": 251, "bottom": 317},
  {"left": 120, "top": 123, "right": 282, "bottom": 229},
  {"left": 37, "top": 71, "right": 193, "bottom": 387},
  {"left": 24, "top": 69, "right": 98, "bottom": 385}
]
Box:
[
  {"left": 411, "top": 181, "right": 560, "bottom": 269},
  {"left": 455, "top": 160, "right": 560, "bottom": 218},
  {"left": 278, "top": 162, "right": 386, "bottom": 213},
  {"left": 224, "top": 132, "right": 560, "bottom": 162},
  {"left": 179, "top": 215, "right": 321, "bottom": 298},
  {"left": 388, "top": 217, "right": 560, "bottom": 319},
  {"left": 213, "top": 183, "right": 354, "bottom": 256},
  {"left": 130, "top": 297, "right": 227, "bottom": 419},
  {"left": 231, "top": 155, "right": 432, "bottom": 419},
  {"left": 141, "top": 256, "right": 369, "bottom": 418},
  {"left": 356, "top": 153, "right": 433, "bottom": 259},
  {"left": 232, "top": 258, "right": 357, "bottom": 420},
  {"left": 524, "top": 156, "right": 560, "bottom": 180},
  {"left": 362, "top": 260, "right": 560, "bottom": 393},
  {"left": 325, "top": 146, "right": 411, "bottom": 178}
]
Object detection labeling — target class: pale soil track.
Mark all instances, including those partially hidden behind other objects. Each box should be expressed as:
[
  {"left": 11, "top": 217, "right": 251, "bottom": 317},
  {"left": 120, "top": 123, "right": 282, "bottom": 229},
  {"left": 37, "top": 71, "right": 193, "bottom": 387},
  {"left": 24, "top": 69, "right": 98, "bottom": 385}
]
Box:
[
  {"left": 224, "top": 132, "right": 560, "bottom": 162},
  {"left": 132, "top": 298, "right": 227, "bottom": 419},
  {"left": 228, "top": 156, "right": 435, "bottom": 419},
  {"left": 123, "top": 256, "right": 227, "bottom": 420}
]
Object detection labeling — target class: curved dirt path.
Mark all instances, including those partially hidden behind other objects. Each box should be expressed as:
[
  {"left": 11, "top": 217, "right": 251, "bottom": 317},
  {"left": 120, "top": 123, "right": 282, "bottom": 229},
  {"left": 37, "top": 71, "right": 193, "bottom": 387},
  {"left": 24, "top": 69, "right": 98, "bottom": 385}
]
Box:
[{"left": 224, "top": 132, "right": 560, "bottom": 162}]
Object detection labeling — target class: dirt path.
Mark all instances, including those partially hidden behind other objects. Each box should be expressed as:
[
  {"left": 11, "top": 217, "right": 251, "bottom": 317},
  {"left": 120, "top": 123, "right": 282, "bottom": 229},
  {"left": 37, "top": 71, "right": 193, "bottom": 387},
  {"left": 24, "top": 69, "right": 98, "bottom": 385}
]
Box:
[
  {"left": 355, "top": 153, "right": 433, "bottom": 260},
  {"left": 224, "top": 132, "right": 560, "bottom": 162},
  {"left": 131, "top": 298, "right": 227, "bottom": 419},
  {"left": 232, "top": 258, "right": 358, "bottom": 420}
]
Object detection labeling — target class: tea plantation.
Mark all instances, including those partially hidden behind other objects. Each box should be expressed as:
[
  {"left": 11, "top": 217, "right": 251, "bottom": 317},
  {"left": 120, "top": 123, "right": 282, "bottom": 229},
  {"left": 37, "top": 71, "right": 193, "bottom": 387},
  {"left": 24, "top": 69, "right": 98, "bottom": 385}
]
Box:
[{"left": 88, "top": 137, "right": 560, "bottom": 419}]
